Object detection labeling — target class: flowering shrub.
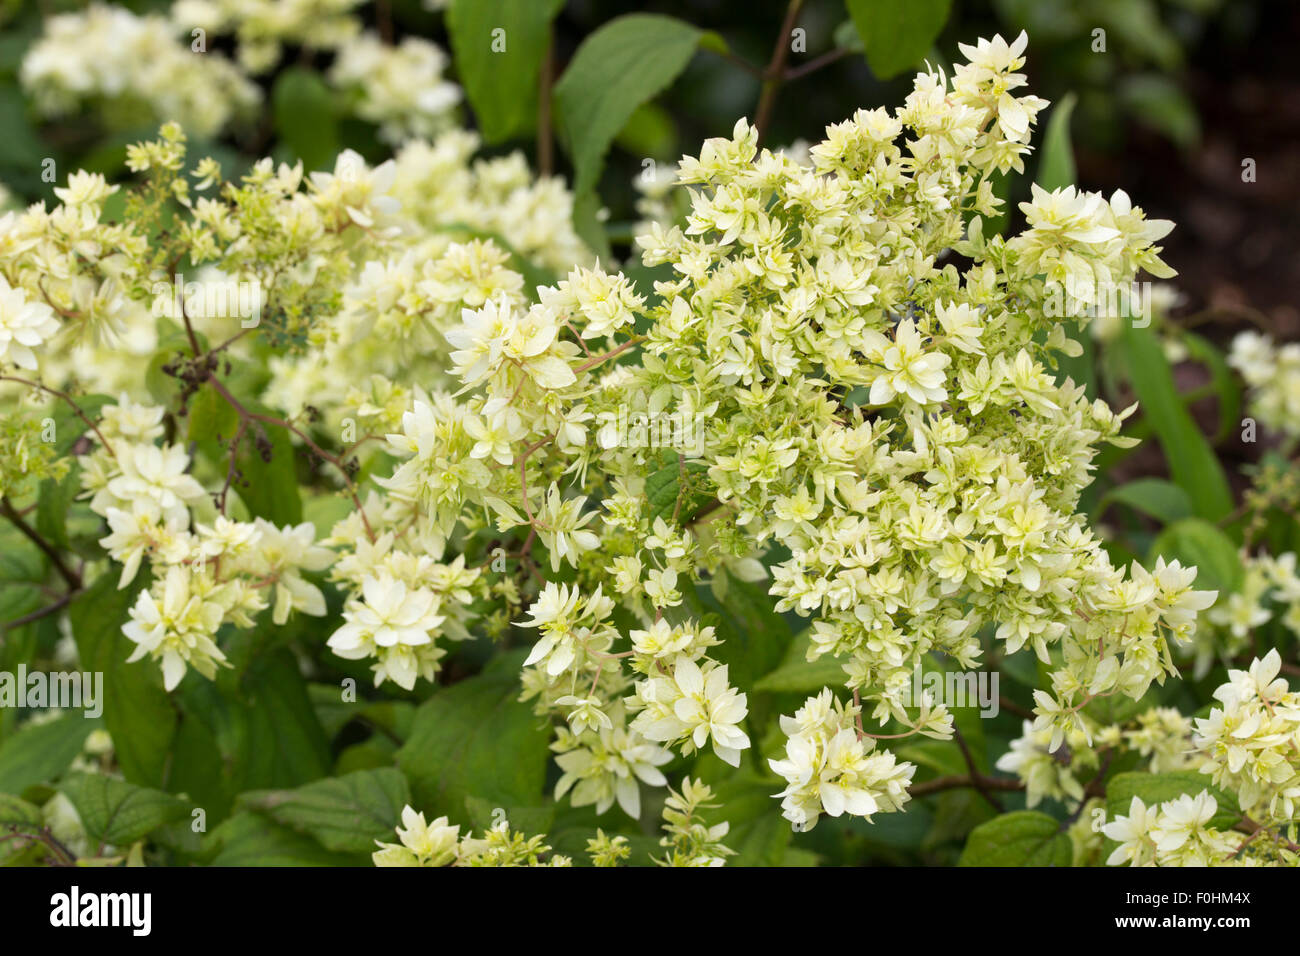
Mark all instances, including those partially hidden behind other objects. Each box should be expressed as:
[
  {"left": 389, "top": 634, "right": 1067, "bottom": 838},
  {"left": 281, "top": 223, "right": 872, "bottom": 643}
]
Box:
[{"left": 0, "top": 1, "right": 1295, "bottom": 870}]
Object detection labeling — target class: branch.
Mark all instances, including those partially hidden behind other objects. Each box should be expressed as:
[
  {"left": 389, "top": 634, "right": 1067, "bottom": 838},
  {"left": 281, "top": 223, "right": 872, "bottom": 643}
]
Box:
[
  {"left": 1, "top": 591, "right": 74, "bottom": 635},
  {"left": 753, "top": 0, "right": 806, "bottom": 145},
  {"left": 573, "top": 336, "right": 644, "bottom": 375},
  {"left": 784, "top": 46, "right": 849, "bottom": 82},
  {"left": 0, "top": 375, "right": 114, "bottom": 457},
  {"left": 702, "top": 45, "right": 763, "bottom": 78},
  {"left": 204, "top": 374, "right": 376, "bottom": 542},
  {"left": 952, "top": 727, "right": 1004, "bottom": 812},
  {"left": 0, "top": 497, "right": 81, "bottom": 591},
  {"left": 537, "top": 29, "right": 555, "bottom": 178}
]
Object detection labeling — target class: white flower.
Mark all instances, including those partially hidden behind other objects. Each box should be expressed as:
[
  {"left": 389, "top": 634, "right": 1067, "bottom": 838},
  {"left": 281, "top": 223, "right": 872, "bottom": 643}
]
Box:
[
  {"left": 1102, "top": 796, "right": 1154, "bottom": 866},
  {"left": 0, "top": 276, "right": 59, "bottom": 370},
  {"left": 867, "top": 320, "right": 950, "bottom": 405},
  {"left": 373, "top": 806, "right": 460, "bottom": 867},
  {"left": 1150, "top": 791, "right": 1217, "bottom": 854},
  {"left": 632, "top": 658, "right": 750, "bottom": 767},
  {"left": 310, "top": 149, "right": 401, "bottom": 229},
  {"left": 328, "top": 573, "right": 444, "bottom": 659},
  {"left": 122, "top": 566, "right": 230, "bottom": 691},
  {"left": 104, "top": 443, "right": 208, "bottom": 525},
  {"left": 249, "top": 520, "right": 334, "bottom": 624}
]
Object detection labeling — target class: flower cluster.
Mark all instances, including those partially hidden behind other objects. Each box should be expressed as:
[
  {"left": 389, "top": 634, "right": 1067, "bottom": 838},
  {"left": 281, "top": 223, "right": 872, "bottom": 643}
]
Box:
[
  {"left": 313, "top": 31, "right": 1213, "bottom": 829},
  {"left": 81, "top": 397, "right": 335, "bottom": 689},
  {"left": 21, "top": 4, "right": 260, "bottom": 138},
  {"left": 625, "top": 32, "right": 1206, "bottom": 772},
  {"left": 999, "top": 653, "right": 1300, "bottom": 866},
  {"left": 329, "top": 34, "right": 462, "bottom": 144},
  {"left": 372, "top": 806, "right": 569, "bottom": 867},
  {"left": 1193, "top": 551, "right": 1300, "bottom": 676},
  {"left": 769, "top": 689, "right": 916, "bottom": 830},
  {"left": 325, "top": 531, "right": 482, "bottom": 690},
  {"left": 1194, "top": 650, "right": 1300, "bottom": 826},
  {"left": 1103, "top": 792, "right": 1243, "bottom": 866},
  {"left": 1229, "top": 330, "right": 1300, "bottom": 442},
  {"left": 173, "top": 0, "right": 364, "bottom": 73},
  {"left": 0, "top": 32, "right": 1230, "bottom": 848},
  {"left": 264, "top": 130, "right": 591, "bottom": 433},
  {"left": 655, "top": 778, "right": 735, "bottom": 867}
]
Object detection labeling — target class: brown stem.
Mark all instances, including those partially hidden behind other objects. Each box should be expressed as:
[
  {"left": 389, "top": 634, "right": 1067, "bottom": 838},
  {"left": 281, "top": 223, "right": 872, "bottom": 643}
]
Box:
[
  {"left": 1237, "top": 817, "right": 1300, "bottom": 856},
  {"left": 1, "top": 592, "right": 75, "bottom": 634},
  {"left": 376, "top": 0, "right": 394, "bottom": 44},
  {"left": 753, "top": 0, "right": 806, "bottom": 145},
  {"left": 0, "top": 375, "right": 115, "bottom": 456},
  {"left": 573, "top": 336, "right": 644, "bottom": 374},
  {"left": 537, "top": 29, "right": 555, "bottom": 179},
  {"left": 953, "top": 727, "right": 1004, "bottom": 812},
  {"left": 784, "top": 46, "right": 849, "bottom": 82},
  {"left": 516, "top": 433, "right": 556, "bottom": 530},
  {"left": 701, "top": 45, "right": 763, "bottom": 78},
  {"left": 0, "top": 497, "right": 81, "bottom": 591},
  {"left": 205, "top": 374, "right": 376, "bottom": 542},
  {"left": 998, "top": 695, "right": 1034, "bottom": 720},
  {"left": 217, "top": 418, "right": 249, "bottom": 514}
]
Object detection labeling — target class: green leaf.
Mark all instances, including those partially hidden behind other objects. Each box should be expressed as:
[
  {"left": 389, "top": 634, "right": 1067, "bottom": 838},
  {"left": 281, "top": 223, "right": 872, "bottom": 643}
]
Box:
[
  {"left": 186, "top": 384, "right": 240, "bottom": 443},
  {"left": 614, "top": 102, "right": 677, "bottom": 160},
  {"left": 0, "top": 582, "right": 42, "bottom": 627},
  {"left": 447, "top": 0, "right": 564, "bottom": 143},
  {"left": 59, "top": 773, "right": 190, "bottom": 847},
  {"left": 35, "top": 468, "right": 79, "bottom": 554},
  {"left": 1036, "top": 92, "right": 1077, "bottom": 192},
  {"left": 273, "top": 68, "right": 340, "bottom": 173},
  {"left": 571, "top": 188, "right": 611, "bottom": 262},
  {"left": 1182, "top": 332, "right": 1242, "bottom": 445},
  {"left": 0, "top": 793, "right": 45, "bottom": 865},
  {"left": 644, "top": 450, "right": 711, "bottom": 525},
  {"left": 554, "top": 14, "right": 706, "bottom": 196},
  {"left": 464, "top": 795, "right": 555, "bottom": 838},
  {"left": 1120, "top": 322, "right": 1232, "bottom": 521},
  {"left": 48, "top": 394, "right": 113, "bottom": 456},
  {"left": 0, "top": 88, "right": 45, "bottom": 193},
  {"left": 70, "top": 573, "right": 177, "bottom": 788},
  {"left": 710, "top": 773, "right": 792, "bottom": 866},
  {"left": 832, "top": 19, "right": 865, "bottom": 54},
  {"left": 206, "top": 811, "right": 363, "bottom": 866},
  {"left": 1118, "top": 74, "right": 1200, "bottom": 149},
  {"left": 957, "top": 810, "right": 1072, "bottom": 866},
  {"left": 1105, "top": 771, "right": 1239, "bottom": 831},
  {"left": 0, "top": 524, "right": 45, "bottom": 583},
  {"left": 239, "top": 768, "right": 410, "bottom": 854},
  {"left": 168, "top": 647, "right": 332, "bottom": 824},
  {"left": 231, "top": 415, "right": 303, "bottom": 526},
  {"left": 1100, "top": 478, "right": 1192, "bottom": 526},
  {"left": 0, "top": 714, "right": 96, "bottom": 794},
  {"left": 753, "top": 630, "right": 847, "bottom": 694},
  {"left": 0, "top": 792, "right": 42, "bottom": 828},
  {"left": 704, "top": 574, "right": 792, "bottom": 692},
  {"left": 845, "top": 0, "right": 952, "bottom": 80},
  {"left": 397, "top": 653, "right": 550, "bottom": 825},
  {"left": 1150, "top": 518, "right": 1243, "bottom": 596}
]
